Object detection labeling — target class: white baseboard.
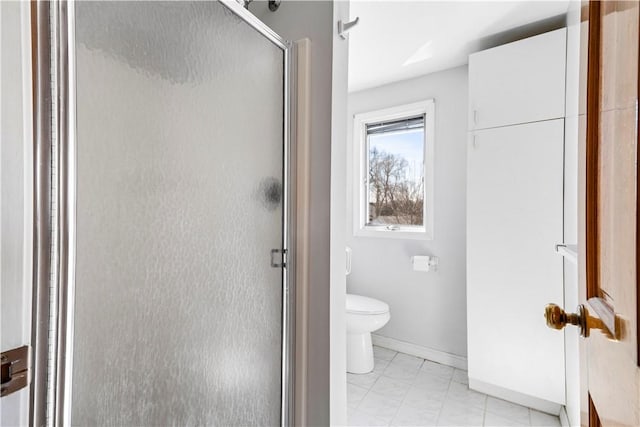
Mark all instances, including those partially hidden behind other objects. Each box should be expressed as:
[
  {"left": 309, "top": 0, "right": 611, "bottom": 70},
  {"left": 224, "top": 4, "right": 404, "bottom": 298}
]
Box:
[
  {"left": 469, "top": 378, "right": 562, "bottom": 415},
  {"left": 371, "top": 334, "right": 468, "bottom": 370},
  {"left": 559, "top": 406, "right": 571, "bottom": 427}
]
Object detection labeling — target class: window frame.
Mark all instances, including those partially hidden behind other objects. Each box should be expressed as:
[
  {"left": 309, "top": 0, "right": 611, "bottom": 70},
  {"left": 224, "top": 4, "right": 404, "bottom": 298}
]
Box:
[{"left": 352, "top": 99, "right": 435, "bottom": 240}]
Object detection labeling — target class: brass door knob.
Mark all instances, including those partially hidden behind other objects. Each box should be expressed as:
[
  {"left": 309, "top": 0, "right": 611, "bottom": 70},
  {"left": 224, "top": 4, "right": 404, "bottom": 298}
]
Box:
[
  {"left": 544, "top": 303, "right": 608, "bottom": 338},
  {"left": 545, "top": 303, "right": 584, "bottom": 330}
]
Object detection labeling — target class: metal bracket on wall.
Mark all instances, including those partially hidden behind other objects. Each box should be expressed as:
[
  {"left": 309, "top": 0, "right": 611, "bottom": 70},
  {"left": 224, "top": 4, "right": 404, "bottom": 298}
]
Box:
[
  {"left": 338, "top": 17, "right": 360, "bottom": 40},
  {"left": 1, "top": 346, "right": 30, "bottom": 397}
]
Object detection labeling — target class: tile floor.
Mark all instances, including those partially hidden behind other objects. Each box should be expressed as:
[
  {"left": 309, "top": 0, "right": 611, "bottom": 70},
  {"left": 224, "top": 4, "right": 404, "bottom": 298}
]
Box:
[{"left": 347, "top": 346, "right": 562, "bottom": 427}]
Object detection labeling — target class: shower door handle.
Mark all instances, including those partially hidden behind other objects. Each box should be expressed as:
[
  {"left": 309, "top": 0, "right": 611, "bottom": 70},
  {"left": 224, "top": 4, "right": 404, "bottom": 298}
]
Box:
[{"left": 270, "top": 249, "right": 287, "bottom": 268}]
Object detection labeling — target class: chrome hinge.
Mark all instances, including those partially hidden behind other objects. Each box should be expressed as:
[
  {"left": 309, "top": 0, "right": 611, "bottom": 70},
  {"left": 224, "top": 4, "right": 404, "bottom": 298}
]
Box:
[
  {"left": 270, "top": 248, "right": 287, "bottom": 268},
  {"left": 1, "top": 345, "right": 30, "bottom": 398}
]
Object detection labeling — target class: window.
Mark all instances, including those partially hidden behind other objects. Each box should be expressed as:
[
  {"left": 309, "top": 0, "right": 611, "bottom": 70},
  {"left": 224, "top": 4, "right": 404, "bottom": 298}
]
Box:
[{"left": 353, "top": 100, "right": 434, "bottom": 239}]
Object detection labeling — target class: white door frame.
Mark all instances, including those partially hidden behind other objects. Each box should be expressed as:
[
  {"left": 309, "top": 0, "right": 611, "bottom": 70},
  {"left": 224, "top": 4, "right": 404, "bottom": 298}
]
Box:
[{"left": 0, "top": 1, "right": 34, "bottom": 425}]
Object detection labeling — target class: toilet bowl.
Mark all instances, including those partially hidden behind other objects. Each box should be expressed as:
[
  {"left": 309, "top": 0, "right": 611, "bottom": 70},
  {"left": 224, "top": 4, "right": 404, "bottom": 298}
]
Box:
[{"left": 346, "top": 294, "right": 390, "bottom": 374}]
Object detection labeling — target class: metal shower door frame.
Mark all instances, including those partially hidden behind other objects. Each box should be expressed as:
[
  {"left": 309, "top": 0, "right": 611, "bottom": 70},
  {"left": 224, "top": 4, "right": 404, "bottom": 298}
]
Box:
[{"left": 30, "top": 1, "right": 296, "bottom": 426}]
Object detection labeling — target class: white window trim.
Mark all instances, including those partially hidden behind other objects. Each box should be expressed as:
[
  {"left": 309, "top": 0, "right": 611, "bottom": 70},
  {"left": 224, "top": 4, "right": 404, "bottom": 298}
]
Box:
[{"left": 352, "top": 99, "right": 435, "bottom": 240}]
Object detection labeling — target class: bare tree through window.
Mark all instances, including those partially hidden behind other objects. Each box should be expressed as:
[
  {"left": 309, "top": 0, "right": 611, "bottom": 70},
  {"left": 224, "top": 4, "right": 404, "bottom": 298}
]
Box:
[{"left": 366, "top": 116, "right": 425, "bottom": 227}]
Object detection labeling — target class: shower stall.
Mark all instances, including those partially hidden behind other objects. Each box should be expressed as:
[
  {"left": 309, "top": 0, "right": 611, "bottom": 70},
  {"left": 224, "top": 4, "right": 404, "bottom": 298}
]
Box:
[{"left": 29, "top": 1, "right": 295, "bottom": 425}]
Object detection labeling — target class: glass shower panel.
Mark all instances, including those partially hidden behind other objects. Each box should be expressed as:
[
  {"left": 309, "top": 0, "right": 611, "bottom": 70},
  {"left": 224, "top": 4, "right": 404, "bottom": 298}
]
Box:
[{"left": 72, "top": 2, "right": 284, "bottom": 425}]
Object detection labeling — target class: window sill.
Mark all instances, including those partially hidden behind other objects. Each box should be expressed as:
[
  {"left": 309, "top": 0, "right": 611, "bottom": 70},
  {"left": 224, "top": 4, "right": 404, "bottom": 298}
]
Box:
[{"left": 354, "top": 227, "right": 433, "bottom": 240}]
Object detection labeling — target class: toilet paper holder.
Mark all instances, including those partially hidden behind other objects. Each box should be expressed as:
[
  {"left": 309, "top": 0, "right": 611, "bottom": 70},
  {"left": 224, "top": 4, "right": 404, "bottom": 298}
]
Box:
[{"left": 411, "top": 255, "right": 438, "bottom": 272}]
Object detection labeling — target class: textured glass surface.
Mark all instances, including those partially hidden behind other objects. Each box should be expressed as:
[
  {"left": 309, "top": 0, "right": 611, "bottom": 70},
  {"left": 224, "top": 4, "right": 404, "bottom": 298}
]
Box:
[{"left": 72, "top": 2, "right": 284, "bottom": 425}]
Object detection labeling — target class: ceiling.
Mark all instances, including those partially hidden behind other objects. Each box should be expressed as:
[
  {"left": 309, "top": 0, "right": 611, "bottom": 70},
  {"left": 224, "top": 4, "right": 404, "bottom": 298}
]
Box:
[{"left": 348, "top": 1, "right": 571, "bottom": 92}]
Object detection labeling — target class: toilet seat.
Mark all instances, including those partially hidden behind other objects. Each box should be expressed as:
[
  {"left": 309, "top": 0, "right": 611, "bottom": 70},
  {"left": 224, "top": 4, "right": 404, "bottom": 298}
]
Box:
[{"left": 346, "top": 294, "right": 389, "bottom": 315}]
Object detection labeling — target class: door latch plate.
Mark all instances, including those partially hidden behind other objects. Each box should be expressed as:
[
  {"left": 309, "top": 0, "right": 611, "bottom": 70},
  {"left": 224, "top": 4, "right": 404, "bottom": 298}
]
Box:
[{"left": 1, "top": 345, "right": 30, "bottom": 398}]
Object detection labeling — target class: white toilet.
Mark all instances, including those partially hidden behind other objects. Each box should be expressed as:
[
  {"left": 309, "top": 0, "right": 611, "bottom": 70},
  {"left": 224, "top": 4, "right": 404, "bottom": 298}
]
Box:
[{"left": 346, "top": 294, "right": 391, "bottom": 374}]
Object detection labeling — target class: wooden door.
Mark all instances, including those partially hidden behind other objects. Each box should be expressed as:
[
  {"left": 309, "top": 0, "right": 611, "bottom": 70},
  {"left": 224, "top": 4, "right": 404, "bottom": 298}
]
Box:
[{"left": 580, "top": 1, "right": 640, "bottom": 426}]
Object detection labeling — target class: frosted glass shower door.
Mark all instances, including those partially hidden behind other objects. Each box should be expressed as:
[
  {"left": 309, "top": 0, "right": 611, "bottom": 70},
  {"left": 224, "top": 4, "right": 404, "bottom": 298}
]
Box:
[{"left": 70, "top": 2, "right": 288, "bottom": 425}]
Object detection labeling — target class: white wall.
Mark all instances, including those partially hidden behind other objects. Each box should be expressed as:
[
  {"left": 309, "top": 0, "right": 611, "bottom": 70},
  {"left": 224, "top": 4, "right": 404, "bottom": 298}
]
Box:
[
  {"left": 330, "top": 2, "right": 350, "bottom": 426},
  {"left": 249, "top": 2, "right": 346, "bottom": 425},
  {"left": 0, "top": 2, "right": 33, "bottom": 425},
  {"left": 346, "top": 66, "right": 468, "bottom": 358}
]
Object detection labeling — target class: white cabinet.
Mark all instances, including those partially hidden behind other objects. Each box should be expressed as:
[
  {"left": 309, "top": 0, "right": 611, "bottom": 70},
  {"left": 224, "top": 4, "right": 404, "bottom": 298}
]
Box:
[
  {"left": 467, "top": 120, "right": 565, "bottom": 406},
  {"left": 466, "top": 29, "right": 568, "bottom": 411},
  {"left": 469, "top": 28, "right": 567, "bottom": 130}
]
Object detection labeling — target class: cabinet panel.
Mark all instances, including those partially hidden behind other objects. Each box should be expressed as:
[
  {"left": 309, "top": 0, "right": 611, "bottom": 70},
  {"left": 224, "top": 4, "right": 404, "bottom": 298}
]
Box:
[
  {"left": 469, "top": 28, "right": 566, "bottom": 130},
  {"left": 467, "top": 119, "right": 565, "bottom": 404}
]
